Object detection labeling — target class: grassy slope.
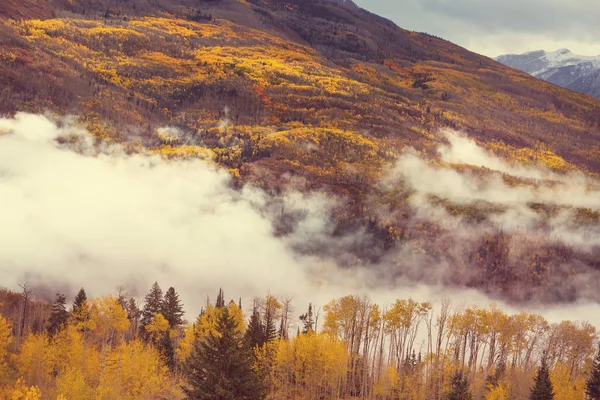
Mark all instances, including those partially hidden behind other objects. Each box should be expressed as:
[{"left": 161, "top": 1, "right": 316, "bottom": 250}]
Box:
[{"left": 0, "top": 0, "right": 599, "bottom": 302}]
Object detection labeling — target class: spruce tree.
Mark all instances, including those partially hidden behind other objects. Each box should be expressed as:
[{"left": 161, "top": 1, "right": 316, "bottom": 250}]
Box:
[
  {"left": 183, "top": 306, "right": 265, "bottom": 400},
  {"left": 263, "top": 300, "right": 277, "bottom": 343},
  {"left": 299, "top": 303, "right": 315, "bottom": 334},
  {"left": 158, "top": 329, "right": 175, "bottom": 370},
  {"left": 216, "top": 288, "right": 225, "bottom": 308},
  {"left": 530, "top": 354, "right": 554, "bottom": 400},
  {"left": 245, "top": 308, "right": 266, "bottom": 349},
  {"left": 48, "top": 293, "right": 69, "bottom": 337},
  {"left": 141, "top": 282, "right": 164, "bottom": 336},
  {"left": 72, "top": 288, "right": 87, "bottom": 313},
  {"left": 162, "top": 287, "right": 185, "bottom": 328},
  {"left": 126, "top": 297, "right": 142, "bottom": 338},
  {"left": 587, "top": 344, "right": 600, "bottom": 400},
  {"left": 71, "top": 288, "right": 89, "bottom": 325},
  {"left": 447, "top": 370, "right": 473, "bottom": 400}
]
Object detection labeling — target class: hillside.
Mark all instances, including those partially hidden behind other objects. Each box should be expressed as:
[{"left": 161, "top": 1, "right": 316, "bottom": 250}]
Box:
[
  {"left": 496, "top": 49, "right": 600, "bottom": 99},
  {"left": 1, "top": 0, "right": 600, "bottom": 304},
  {"left": 0, "top": 0, "right": 53, "bottom": 20}
]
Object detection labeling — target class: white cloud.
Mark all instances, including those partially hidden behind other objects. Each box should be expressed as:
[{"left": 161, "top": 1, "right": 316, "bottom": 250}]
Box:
[{"left": 1, "top": 114, "right": 599, "bottom": 328}]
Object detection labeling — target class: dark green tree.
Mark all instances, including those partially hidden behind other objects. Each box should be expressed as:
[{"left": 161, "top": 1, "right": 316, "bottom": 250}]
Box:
[
  {"left": 72, "top": 288, "right": 87, "bottom": 312},
  {"left": 158, "top": 329, "right": 175, "bottom": 370},
  {"left": 245, "top": 308, "right": 266, "bottom": 349},
  {"left": 216, "top": 288, "right": 225, "bottom": 308},
  {"left": 530, "top": 354, "right": 554, "bottom": 400},
  {"left": 485, "top": 360, "right": 506, "bottom": 393},
  {"left": 71, "top": 288, "right": 89, "bottom": 325},
  {"left": 126, "top": 297, "right": 142, "bottom": 339},
  {"left": 48, "top": 293, "right": 69, "bottom": 337},
  {"left": 447, "top": 370, "right": 473, "bottom": 400},
  {"left": 299, "top": 303, "right": 315, "bottom": 334},
  {"left": 587, "top": 344, "right": 600, "bottom": 399},
  {"left": 162, "top": 287, "right": 185, "bottom": 328},
  {"left": 183, "top": 307, "right": 265, "bottom": 400},
  {"left": 141, "top": 282, "right": 163, "bottom": 337},
  {"left": 263, "top": 304, "right": 277, "bottom": 343}
]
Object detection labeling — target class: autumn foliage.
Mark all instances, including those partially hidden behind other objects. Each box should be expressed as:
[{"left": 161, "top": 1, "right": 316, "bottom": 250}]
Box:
[{"left": 1, "top": 286, "right": 600, "bottom": 399}]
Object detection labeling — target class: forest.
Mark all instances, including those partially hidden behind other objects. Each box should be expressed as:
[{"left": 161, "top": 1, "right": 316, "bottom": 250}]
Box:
[{"left": 1, "top": 283, "right": 600, "bottom": 399}]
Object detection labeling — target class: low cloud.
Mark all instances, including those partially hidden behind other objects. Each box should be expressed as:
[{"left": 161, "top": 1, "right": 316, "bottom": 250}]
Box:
[{"left": 1, "top": 114, "right": 600, "bottom": 328}]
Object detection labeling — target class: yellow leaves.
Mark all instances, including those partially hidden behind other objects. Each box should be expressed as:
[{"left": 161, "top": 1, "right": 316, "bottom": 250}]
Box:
[
  {"left": 9, "top": 317, "right": 175, "bottom": 399},
  {"left": 273, "top": 333, "right": 347, "bottom": 397},
  {"left": 153, "top": 145, "right": 215, "bottom": 160},
  {"left": 323, "top": 295, "right": 379, "bottom": 340},
  {"left": 16, "top": 334, "right": 50, "bottom": 387},
  {"left": 384, "top": 298, "right": 432, "bottom": 331},
  {"left": 176, "top": 324, "right": 196, "bottom": 365},
  {"left": 486, "top": 140, "right": 576, "bottom": 173},
  {"left": 96, "top": 340, "right": 177, "bottom": 399},
  {"left": 551, "top": 362, "right": 586, "bottom": 400},
  {"left": 55, "top": 367, "right": 94, "bottom": 400},
  {"left": 0, "top": 314, "right": 12, "bottom": 379},
  {"left": 228, "top": 301, "right": 247, "bottom": 333},
  {"left": 373, "top": 365, "right": 400, "bottom": 397},
  {"left": 5, "top": 378, "right": 42, "bottom": 400},
  {"left": 88, "top": 296, "right": 130, "bottom": 344},
  {"left": 145, "top": 313, "right": 169, "bottom": 341},
  {"left": 485, "top": 383, "right": 509, "bottom": 400},
  {"left": 18, "top": 19, "right": 66, "bottom": 39},
  {"left": 195, "top": 303, "right": 246, "bottom": 341},
  {"left": 130, "top": 17, "right": 202, "bottom": 38}
]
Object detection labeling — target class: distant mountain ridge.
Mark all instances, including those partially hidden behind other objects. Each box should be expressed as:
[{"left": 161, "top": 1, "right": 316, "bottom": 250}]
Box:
[{"left": 496, "top": 49, "right": 600, "bottom": 99}]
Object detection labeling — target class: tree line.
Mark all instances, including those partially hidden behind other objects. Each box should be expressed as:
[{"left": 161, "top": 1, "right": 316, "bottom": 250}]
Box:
[{"left": 2, "top": 284, "right": 600, "bottom": 399}]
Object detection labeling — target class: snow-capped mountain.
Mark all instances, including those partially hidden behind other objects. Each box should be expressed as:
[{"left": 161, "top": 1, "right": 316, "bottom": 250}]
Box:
[{"left": 495, "top": 49, "right": 600, "bottom": 99}]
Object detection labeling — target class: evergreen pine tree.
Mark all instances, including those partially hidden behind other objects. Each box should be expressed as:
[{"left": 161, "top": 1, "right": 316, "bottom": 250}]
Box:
[
  {"left": 245, "top": 308, "right": 266, "bottom": 349},
  {"left": 126, "top": 297, "right": 142, "bottom": 339},
  {"left": 158, "top": 329, "right": 175, "bottom": 370},
  {"left": 447, "top": 370, "right": 473, "bottom": 400},
  {"left": 530, "top": 354, "right": 554, "bottom": 400},
  {"left": 183, "top": 306, "right": 265, "bottom": 400},
  {"left": 216, "top": 288, "right": 225, "bottom": 308},
  {"left": 162, "top": 287, "right": 185, "bottom": 328},
  {"left": 587, "top": 344, "right": 600, "bottom": 400},
  {"left": 299, "top": 303, "right": 315, "bottom": 334},
  {"left": 72, "top": 288, "right": 87, "bottom": 313},
  {"left": 71, "top": 288, "right": 89, "bottom": 325},
  {"left": 263, "top": 299, "right": 277, "bottom": 343},
  {"left": 48, "top": 293, "right": 69, "bottom": 337},
  {"left": 141, "top": 282, "right": 164, "bottom": 336},
  {"left": 485, "top": 360, "right": 506, "bottom": 392}
]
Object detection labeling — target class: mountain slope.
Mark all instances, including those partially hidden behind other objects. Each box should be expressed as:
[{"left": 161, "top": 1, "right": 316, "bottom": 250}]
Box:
[
  {"left": 0, "top": 0, "right": 53, "bottom": 20},
  {"left": 1, "top": 0, "right": 600, "bottom": 304},
  {"left": 496, "top": 49, "right": 600, "bottom": 99}
]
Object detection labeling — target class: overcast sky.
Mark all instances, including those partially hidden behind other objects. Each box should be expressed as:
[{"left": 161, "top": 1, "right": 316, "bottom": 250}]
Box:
[{"left": 354, "top": 0, "right": 600, "bottom": 58}]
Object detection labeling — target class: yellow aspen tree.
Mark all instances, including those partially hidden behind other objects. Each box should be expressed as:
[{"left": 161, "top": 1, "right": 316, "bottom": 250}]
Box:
[
  {"left": 176, "top": 324, "right": 196, "bottom": 364},
  {"left": 0, "top": 313, "right": 12, "bottom": 384},
  {"left": 145, "top": 313, "right": 169, "bottom": 342},
  {"left": 273, "top": 332, "right": 347, "bottom": 399},
  {"left": 96, "top": 340, "right": 178, "bottom": 399},
  {"left": 6, "top": 378, "right": 42, "bottom": 400},
  {"left": 90, "top": 296, "right": 130, "bottom": 346},
  {"left": 485, "top": 383, "right": 508, "bottom": 400},
  {"left": 551, "top": 362, "right": 586, "bottom": 400},
  {"left": 195, "top": 304, "right": 223, "bottom": 339},
  {"left": 373, "top": 366, "right": 400, "bottom": 398},
  {"left": 15, "top": 334, "right": 50, "bottom": 391},
  {"left": 54, "top": 367, "right": 94, "bottom": 400}
]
